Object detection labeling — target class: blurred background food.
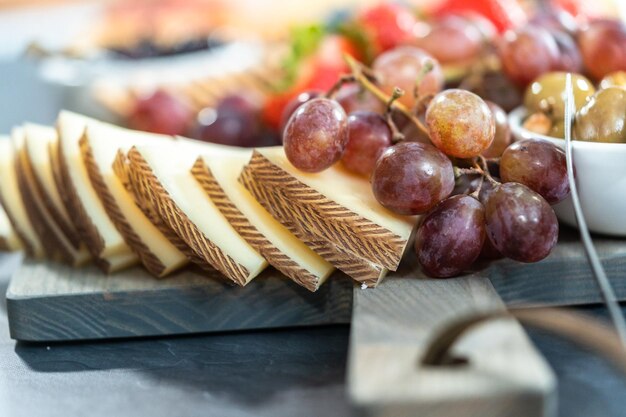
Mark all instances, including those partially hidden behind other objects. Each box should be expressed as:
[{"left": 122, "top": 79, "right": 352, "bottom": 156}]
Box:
[{"left": 0, "top": 0, "right": 624, "bottom": 146}]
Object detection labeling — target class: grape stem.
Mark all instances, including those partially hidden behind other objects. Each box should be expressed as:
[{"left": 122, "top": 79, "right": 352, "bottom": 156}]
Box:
[
  {"left": 476, "top": 156, "right": 499, "bottom": 186},
  {"left": 325, "top": 74, "right": 357, "bottom": 99},
  {"left": 385, "top": 87, "right": 407, "bottom": 143},
  {"left": 343, "top": 54, "right": 431, "bottom": 137},
  {"left": 470, "top": 175, "right": 485, "bottom": 199},
  {"left": 454, "top": 167, "right": 483, "bottom": 178},
  {"left": 413, "top": 60, "right": 434, "bottom": 101}
]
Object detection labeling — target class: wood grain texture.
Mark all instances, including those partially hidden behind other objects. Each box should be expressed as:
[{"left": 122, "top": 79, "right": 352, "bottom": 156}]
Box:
[
  {"left": 6, "top": 260, "right": 353, "bottom": 342},
  {"left": 349, "top": 271, "right": 556, "bottom": 417},
  {"left": 127, "top": 147, "right": 251, "bottom": 285},
  {"left": 247, "top": 151, "right": 410, "bottom": 271},
  {"left": 239, "top": 166, "right": 387, "bottom": 286},
  {"left": 81, "top": 135, "right": 168, "bottom": 277},
  {"left": 192, "top": 157, "right": 325, "bottom": 292}
]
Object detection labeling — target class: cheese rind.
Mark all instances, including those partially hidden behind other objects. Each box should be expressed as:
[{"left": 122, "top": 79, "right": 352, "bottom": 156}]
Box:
[
  {"left": 0, "top": 135, "right": 44, "bottom": 258},
  {"left": 239, "top": 166, "right": 387, "bottom": 287},
  {"left": 193, "top": 153, "right": 335, "bottom": 291},
  {"left": 82, "top": 122, "right": 188, "bottom": 277},
  {"left": 56, "top": 111, "right": 137, "bottom": 269},
  {"left": 127, "top": 145, "right": 267, "bottom": 285},
  {"left": 247, "top": 148, "right": 418, "bottom": 271}
]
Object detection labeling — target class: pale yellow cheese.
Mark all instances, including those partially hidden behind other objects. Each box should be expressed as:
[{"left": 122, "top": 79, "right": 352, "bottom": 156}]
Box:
[
  {"left": 256, "top": 147, "right": 416, "bottom": 240},
  {"left": 201, "top": 151, "right": 335, "bottom": 287},
  {"left": 0, "top": 200, "right": 22, "bottom": 251},
  {"left": 15, "top": 125, "right": 91, "bottom": 266},
  {"left": 84, "top": 122, "right": 188, "bottom": 277},
  {"left": 0, "top": 135, "right": 44, "bottom": 257},
  {"left": 57, "top": 111, "right": 136, "bottom": 261},
  {"left": 23, "top": 123, "right": 73, "bottom": 229},
  {"left": 134, "top": 143, "right": 268, "bottom": 283}
]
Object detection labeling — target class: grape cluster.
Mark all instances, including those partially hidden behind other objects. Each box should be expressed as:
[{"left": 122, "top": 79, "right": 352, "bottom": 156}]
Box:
[{"left": 280, "top": 45, "right": 570, "bottom": 278}]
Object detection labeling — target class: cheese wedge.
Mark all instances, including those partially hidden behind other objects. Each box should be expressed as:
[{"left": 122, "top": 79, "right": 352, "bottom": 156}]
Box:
[
  {"left": 81, "top": 122, "right": 188, "bottom": 277},
  {"left": 244, "top": 148, "right": 418, "bottom": 272},
  {"left": 239, "top": 165, "right": 387, "bottom": 287},
  {"left": 0, "top": 136, "right": 44, "bottom": 258},
  {"left": 21, "top": 123, "right": 90, "bottom": 265},
  {"left": 0, "top": 200, "right": 22, "bottom": 252},
  {"left": 192, "top": 152, "right": 335, "bottom": 291},
  {"left": 13, "top": 126, "right": 91, "bottom": 265},
  {"left": 56, "top": 110, "right": 138, "bottom": 272},
  {"left": 127, "top": 144, "right": 267, "bottom": 285}
]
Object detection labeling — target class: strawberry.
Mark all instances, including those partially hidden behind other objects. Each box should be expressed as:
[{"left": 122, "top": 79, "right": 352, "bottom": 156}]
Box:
[
  {"left": 430, "top": 0, "right": 526, "bottom": 33},
  {"left": 357, "top": 2, "right": 417, "bottom": 53}
]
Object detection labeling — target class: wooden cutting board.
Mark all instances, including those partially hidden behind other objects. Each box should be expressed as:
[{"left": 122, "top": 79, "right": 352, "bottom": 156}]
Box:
[{"left": 4, "top": 227, "right": 626, "bottom": 343}]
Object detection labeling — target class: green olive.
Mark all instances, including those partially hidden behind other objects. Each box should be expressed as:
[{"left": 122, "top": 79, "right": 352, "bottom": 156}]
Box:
[
  {"left": 573, "top": 87, "right": 626, "bottom": 143},
  {"left": 524, "top": 72, "right": 595, "bottom": 119},
  {"left": 600, "top": 71, "right": 626, "bottom": 90}
]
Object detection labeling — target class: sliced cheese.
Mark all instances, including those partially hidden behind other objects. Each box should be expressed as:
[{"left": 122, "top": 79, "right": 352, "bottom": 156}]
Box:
[
  {"left": 23, "top": 123, "right": 82, "bottom": 247},
  {"left": 239, "top": 165, "right": 388, "bottom": 287},
  {"left": 193, "top": 152, "right": 335, "bottom": 291},
  {"left": 82, "top": 121, "right": 188, "bottom": 277},
  {"left": 0, "top": 136, "right": 44, "bottom": 258},
  {"left": 56, "top": 110, "right": 138, "bottom": 272},
  {"left": 13, "top": 126, "right": 91, "bottom": 265},
  {"left": 0, "top": 200, "right": 22, "bottom": 252},
  {"left": 246, "top": 148, "right": 418, "bottom": 271},
  {"left": 22, "top": 123, "right": 90, "bottom": 265},
  {"left": 127, "top": 143, "right": 267, "bottom": 285}
]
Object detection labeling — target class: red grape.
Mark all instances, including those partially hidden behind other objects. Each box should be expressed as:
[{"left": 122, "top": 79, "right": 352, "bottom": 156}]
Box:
[
  {"left": 551, "top": 29, "right": 582, "bottom": 73},
  {"left": 425, "top": 89, "right": 495, "bottom": 158},
  {"left": 500, "top": 139, "right": 569, "bottom": 204},
  {"left": 578, "top": 19, "right": 626, "bottom": 80},
  {"left": 128, "top": 90, "right": 192, "bottom": 136},
  {"left": 279, "top": 90, "right": 322, "bottom": 135},
  {"left": 481, "top": 101, "right": 512, "bottom": 158},
  {"left": 371, "top": 142, "right": 454, "bottom": 215},
  {"left": 485, "top": 182, "right": 558, "bottom": 263},
  {"left": 413, "top": 14, "right": 485, "bottom": 65},
  {"left": 335, "top": 84, "right": 385, "bottom": 115},
  {"left": 479, "top": 235, "right": 503, "bottom": 260},
  {"left": 342, "top": 111, "right": 392, "bottom": 177},
  {"left": 283, "top": 98, "right": 349, "bottom": 172},
  {"left": 415, "top": 195, "right": 486, "bottom": 278},
  {"left": 372, "top": 46, "right": 444, "bottom": 109},
  {"left": 195, "top": 94, "right": 261, "bottom": 147},
  {"left": 498, "top": 25, "right": 559, "bottom": 87}
]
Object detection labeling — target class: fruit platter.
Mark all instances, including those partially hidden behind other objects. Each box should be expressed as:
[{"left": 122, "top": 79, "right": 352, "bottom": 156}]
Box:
[{"left": 2, "top": 0, "right": 626, "bottom": 416}]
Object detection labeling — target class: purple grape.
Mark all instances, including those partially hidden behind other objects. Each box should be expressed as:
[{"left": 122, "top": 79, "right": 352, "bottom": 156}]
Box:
[
  {"left": 195, "top": 94, "right": 261, "bottom": 147},
  {"left": 342, "top": 111, "right": 392, "bottom": 177},
  {"left": 371, "top": 142, "right": 454, "bottom": 215},
  {"left": 283, "top": 98, "right": 349, "bottom": 172},
  {"left": 485, "top": 182, "right": 558, "bottom": 263},
  {"left": 500, "top": 139, "right": 569, "bottom": 204},
  {"left": 280, "top": 90, "right": 322, "bottom": 134},
  {"left": 415, "top": 195, "right": 486, "bottom": 278}
]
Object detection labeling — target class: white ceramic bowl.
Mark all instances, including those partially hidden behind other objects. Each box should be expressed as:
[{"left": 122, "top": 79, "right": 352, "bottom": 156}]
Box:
[{"left": 509, "top": 106, "right": 626, "bottom": 236}]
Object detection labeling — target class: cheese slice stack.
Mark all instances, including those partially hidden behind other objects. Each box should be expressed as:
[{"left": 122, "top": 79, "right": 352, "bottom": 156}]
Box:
[
  {"left": 12, "top": 126, "right": 91, "bottom": 265},
  {"left": 192, "top": 151, "right": 335, "bottom": 291},
  {"left": 81, "top": 121, "right": 188, "bottom": 277},
  {"left": 0, "top": 136, "right": 44, "bottom": 258},
  {"left": 242, "top": 147, "right": 418, "bottom": 286},
  {"left": 127, "top": 143, "right": 267, "bottom": 285},
  {"left": 56, "top": 110, "right": 138, "bottom": 272},
  {"left": 21, "top": 123, "right": 91, "bottom": 265},
  {"left": 0, "top": 198, "right": 22, "bottom": 252}
]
